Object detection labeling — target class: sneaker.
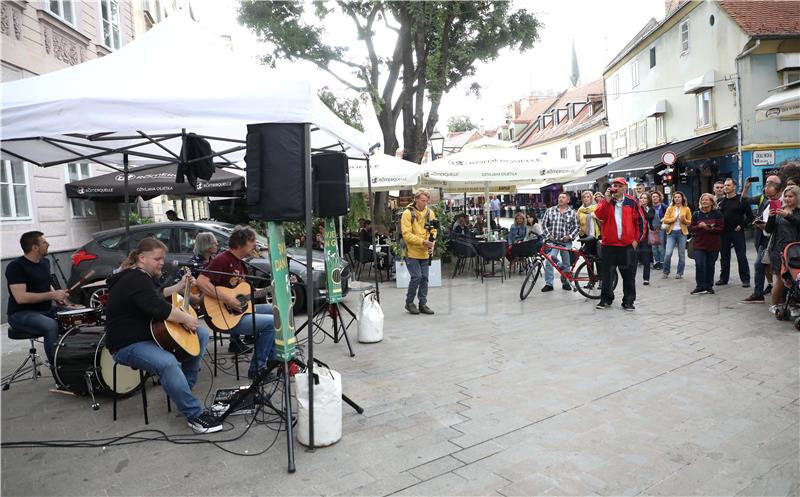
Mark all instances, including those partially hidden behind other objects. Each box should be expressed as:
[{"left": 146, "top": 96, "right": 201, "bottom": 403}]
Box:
[
  {"left": 418, "top": 304, "right": 435, "bottom": 315},
  {"left": 561, "top": 282, "right": 572, "bottom": 291},
  {"left": 706, "top": 289, "right": 715, "bottom": 295},
  {"left": 405, "top": 302, "right": 420, "bottom": 315},
  {"left": 541, "top": 285, "right": 554, "bottom": 292},
  {"left": 662, "top": 273, "right": 669, "bottom": 279},
  {"left": 741, "top": 294, "right": 764, "bottom": 303},
  {"left": 654, "top": 263, "right": 663, "bottom": 270},
  {"left": 228, "top": 337, "right": 252, "bottom": 355},
  {"left": 622, "top": 303, "right": 635, "bottom": 312},
  {"left": 690, "top": 287, "right": 707, "bottom": 295},
  {"left": 188, "top": 411, "right": 223, "bottom": 434},
  {"left": 643, "top": 280, "right": 650, "bottom": 286},
  {"left": 715, "top": 280, "right": 728, "bottom": 286},
  {"left": 675, "top": 274, "right": 683, "bottom": 279},
  {"left": 764, "top": 284, "right": 773, "bottom": 295},
  {"left": 742, "top": 283, "right": 751, "bottom": 288},
  {"left": 595, "top": 301, "right": 610, "bottom": 309}
]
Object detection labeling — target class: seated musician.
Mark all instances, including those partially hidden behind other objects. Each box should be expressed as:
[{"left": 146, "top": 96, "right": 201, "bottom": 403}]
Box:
[
  {"left": 5, "top": 231, "right": 68, "bottom": 366},
  {"left": 196, "top": 226, "right": 277, "bottom": 380},
  {"left": 104, "top": 238, "right": 219, "bottom": 434}
]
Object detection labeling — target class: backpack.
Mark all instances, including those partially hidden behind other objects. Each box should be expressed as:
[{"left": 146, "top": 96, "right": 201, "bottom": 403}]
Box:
[{"left": 396, "top": 205, "right": 431, "bottom": 257}]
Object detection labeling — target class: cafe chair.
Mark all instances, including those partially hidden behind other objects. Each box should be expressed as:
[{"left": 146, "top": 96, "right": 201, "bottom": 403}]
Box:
[
  {"left": 474, "top": 241, "right": 506, "bottom": 283},
  {"left": 508, "top": 237, "right": 542, "bottom": 277},
  {"left": 449, "top": 239, "right": 478, "bottom": 279}
]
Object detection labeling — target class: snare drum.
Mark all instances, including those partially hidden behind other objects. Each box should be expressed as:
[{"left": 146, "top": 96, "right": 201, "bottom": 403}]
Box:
[
  {"left": 56, "top": 308, "right": 103, "bottom": 333},
  {"left": 53, "top": 326, "right": 141, "bottom": 397}
]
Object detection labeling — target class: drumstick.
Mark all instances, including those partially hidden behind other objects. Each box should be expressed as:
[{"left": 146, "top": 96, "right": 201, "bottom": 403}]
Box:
[{"left": 66, "top": 269, "right": 96, "bottom": 295}]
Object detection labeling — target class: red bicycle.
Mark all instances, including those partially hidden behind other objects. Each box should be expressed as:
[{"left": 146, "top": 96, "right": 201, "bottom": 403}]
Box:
[{"left": 519, "top": 237, "right": 617, "bottom": 300}]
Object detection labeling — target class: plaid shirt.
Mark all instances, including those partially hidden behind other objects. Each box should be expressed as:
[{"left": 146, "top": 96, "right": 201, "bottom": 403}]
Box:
[{"left": 542, "top": 205, "right": 579, "bottom": 241}]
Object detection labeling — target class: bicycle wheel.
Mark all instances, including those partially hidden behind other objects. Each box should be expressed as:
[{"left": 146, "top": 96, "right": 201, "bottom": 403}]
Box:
[
  {"left": 573, "top": 259, "right": 617, "bottom": 299},
  {"left": 519, "top": 259, "right": 543, "bottom": 300}
]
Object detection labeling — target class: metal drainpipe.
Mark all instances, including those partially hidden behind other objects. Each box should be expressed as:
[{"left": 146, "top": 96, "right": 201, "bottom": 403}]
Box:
[{"left": 734, "top": 38, "right": 761, "bottom": 189}]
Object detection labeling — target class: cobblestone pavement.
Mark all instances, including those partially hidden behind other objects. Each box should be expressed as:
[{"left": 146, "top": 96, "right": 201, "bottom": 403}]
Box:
[{"left": 2, "top": 257, "right": 798, "bottom": 496}]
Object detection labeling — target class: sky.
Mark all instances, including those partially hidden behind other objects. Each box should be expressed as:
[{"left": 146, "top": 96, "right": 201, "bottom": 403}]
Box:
[{"left": 192, "top": 0, "right": 666, "bottom": 134}]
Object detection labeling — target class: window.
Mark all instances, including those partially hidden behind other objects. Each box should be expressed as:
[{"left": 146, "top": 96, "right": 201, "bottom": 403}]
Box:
[
  {"left": 680, "top": 20, "right": 689, "bottom": 54},
  {"left": 99, "top": 0, "right": 122, "bottom": 50},
  {"left": 696, "top": 89, "right": 712, "bottom": 128},
  {"left": 0, "top": 160, "right": 31, "bottom": 220},
  {"left": 574, "top": 144, "right": 582, "bottom": 161},
  {"left": 631, "top": 59, "right": 640, "bottom": 88},
  {"left": 584, "top": 140, "right": 592, "bottom": 156},
  {"left": 655, "top": 115, "right": 666, "bottom": 144},
  {"left": 783, "top": 70, "right": 800, "bottom": 86},
  {"left": 124, "top": 228, "right": 173, "bottom": 252},
  {"left": 613, "top": 131, "right": 627, "bottom": 157},
  {"left": 44, "top": 0, "right": 76, "bottom": 25},
  {"left": 637, "top": 121, "right": 647, "bottom": 150},
  {"left": 650, "top": 47, "right": 656, "bottom": 68},
  {"left": 599, "top": 134, "right": 608, "bottom": 154},
  {"left": 560, "top": 147, "right": 568, "bottom": 159},
  {"left": 628, "top": 125, "right": 637, "bottom": 152},
  {"left": 509, "top": 127, "right": 515, "bottom": 140},
  {"left": 99, "top": 235, "right": 124, "bottom": 249},
  {"left": 612, "top": 74, "right": 620, "bottom": 99},
  {"left": 66, "top": 163, "right": 96, "bottom": 218}
]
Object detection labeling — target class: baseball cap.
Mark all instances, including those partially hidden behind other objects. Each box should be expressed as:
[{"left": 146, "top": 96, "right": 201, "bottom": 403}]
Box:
[{"left": 611, "top": 177, "right": 628, "bottom": 187}]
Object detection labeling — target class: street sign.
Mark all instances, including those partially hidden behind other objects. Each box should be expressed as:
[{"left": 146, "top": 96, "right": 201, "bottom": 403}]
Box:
[
  {"left": 753, "top": 151, "right": 775, "bottom": 166},
  {"left": 661, "top": 151, "right": 677, "bottom": 166}
]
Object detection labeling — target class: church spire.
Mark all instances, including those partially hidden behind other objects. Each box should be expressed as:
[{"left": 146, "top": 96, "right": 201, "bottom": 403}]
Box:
[{"left": 570, "top": 37, "right": 580, "bottom": 87}]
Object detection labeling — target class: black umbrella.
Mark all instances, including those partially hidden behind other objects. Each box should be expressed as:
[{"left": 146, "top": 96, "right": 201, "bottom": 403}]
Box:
[{"left": 65, "top": 164, "right": 245, "bottom": 201}]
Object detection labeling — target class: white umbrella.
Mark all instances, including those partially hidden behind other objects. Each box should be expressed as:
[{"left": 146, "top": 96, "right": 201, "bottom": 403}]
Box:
[
  {"left": 461, "top": 136, "right": 515, "bottom": 150},
  {"left": 349, "top": 154, "right": 420, "bottom": 192}
]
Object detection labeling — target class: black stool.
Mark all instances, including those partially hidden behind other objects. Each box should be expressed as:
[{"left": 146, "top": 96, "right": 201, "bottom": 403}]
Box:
[
  {"left": 112, "top": 363, "right": 170, "bottom": 425},
  {"left": 2, "top": 326, "right": 44, "bottom": 390},
  {"left": 211, "top": 330, "right": 242, "bottom": 380}
]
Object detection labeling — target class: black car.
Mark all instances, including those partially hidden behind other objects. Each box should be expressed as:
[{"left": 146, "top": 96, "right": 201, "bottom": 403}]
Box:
[{"left": 67, "top": 221, "right": 350, "bottom": 313}]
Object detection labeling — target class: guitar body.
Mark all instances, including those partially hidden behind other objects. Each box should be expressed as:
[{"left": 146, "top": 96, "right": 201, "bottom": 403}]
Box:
[
  {"left": 202, "top": 282, "right": 254, "bottom": 331},
  {"left": 150, "top": 293, "right": 200, "bottom": 362}
]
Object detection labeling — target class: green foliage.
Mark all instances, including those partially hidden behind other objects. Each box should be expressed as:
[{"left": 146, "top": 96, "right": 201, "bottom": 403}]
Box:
[
  {"left": 317, "top": 87, "right": 364, "bottom": 132},
  {"left": 447, "top": 115, "right": 477, "bottom": 133},
  {"left": 345, "top": 193, "right": 370, "bottom": 232},
  {"left": 128, "top": 212, "right": 153, "bottom": 225}
]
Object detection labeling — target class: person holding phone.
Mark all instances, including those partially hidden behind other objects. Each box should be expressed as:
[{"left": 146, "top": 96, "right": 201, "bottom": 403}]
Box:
[
  {"left": 717, "top": 178, "right": 753, "bottom": 287},
  {"left": 689, "top": 194, "right": 724, "bottom": 295},
  {"left": 765, "top": 185, "right": 800, "bottom": 311},
  {"left": 742, "top": 177, "right": 782, "bottom": 303}
]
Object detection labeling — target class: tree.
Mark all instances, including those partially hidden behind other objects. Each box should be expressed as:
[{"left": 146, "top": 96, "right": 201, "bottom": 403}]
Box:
[
  {"left": 447, "top": 115, "right": 477, "bottom": 133},
  {"left": 317, "top": 86, "right": 363, "bottom": 131},
  {"left": 238, "top": 1, "right": 539, "bottom": 163}
]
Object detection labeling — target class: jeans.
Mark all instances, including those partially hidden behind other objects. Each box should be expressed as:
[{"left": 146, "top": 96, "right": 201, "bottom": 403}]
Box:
[
  {"left": 753, "top": 243, "right": 768, "bottom": 297},
  {"left": 113, "top": 326, "right": 210, "bottom": 420},
  {"left": 636, "top": 243, "right": 651, "bottom": 282},
  {"left": 405, "top": 258, "right": 430, "bottom": 306},
  {"left": 228, "top": 304, "right": 276, "bottom": 375},
  {"left": 719, "top": 230, "right": 750, "bottom": 284},
  {"left": 651, "top": 229, "right": 666, "bottom": 265},
  {"left": 693, "top": 249, "right": 719, "bottom": 291},
  {"left": 600, "top": 245, "right": 637, "bottom": 306},
  {"left": 8, "top": 309, "right": 59, "bottom": 363},
  {"left": 544, "top": 241, "right": 571, "bottom": 286},
  {"left": 663, "top": 231, "right": 687, "bottom": 276}
]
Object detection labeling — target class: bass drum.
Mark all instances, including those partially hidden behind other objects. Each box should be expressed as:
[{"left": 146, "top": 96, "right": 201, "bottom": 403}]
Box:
[{"left": 53, "top": 326, "right": 141, "bottom": 397}]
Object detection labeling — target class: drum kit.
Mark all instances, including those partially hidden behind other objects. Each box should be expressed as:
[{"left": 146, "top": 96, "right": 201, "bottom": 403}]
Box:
[{"left": 52, "top": 307, "right": 140, "bottom": 410}]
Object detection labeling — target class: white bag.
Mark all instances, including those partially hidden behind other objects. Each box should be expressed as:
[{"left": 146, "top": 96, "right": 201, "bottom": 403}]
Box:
[
  {"left": 296, "top": 366, "right": 342, "bottom": 447},
  {"left": 358, "top": 290, "right": 384, "bottom": 343}
]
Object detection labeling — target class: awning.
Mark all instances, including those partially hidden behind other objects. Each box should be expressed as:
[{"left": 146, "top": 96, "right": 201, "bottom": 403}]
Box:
[
  {"left": 562, "top": 163, "right": 615, "bottom": 192},
  {"left": 604, "top": 127, "right": 736, "bottom": 177},
  {"left": 646, "top": 100, "right": 666, "bottom": 117},
  {"left": 65, "top": 164, "right": 245, "bottom": 201},
  {"left": 683, "top": 70, "right": 716, "bottom": 94},
  {"left": 756, "top": 86, "right": 800, "bottom": 121}
]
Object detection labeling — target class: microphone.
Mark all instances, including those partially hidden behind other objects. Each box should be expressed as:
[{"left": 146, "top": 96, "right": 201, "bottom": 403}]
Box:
[{"left": 172, "top": 260, "right": 203, "bottom": 268}]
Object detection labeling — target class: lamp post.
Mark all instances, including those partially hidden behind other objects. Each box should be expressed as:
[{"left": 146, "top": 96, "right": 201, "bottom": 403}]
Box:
[{"left": 429, "top": 130, "right": 445, "bottom": 161}]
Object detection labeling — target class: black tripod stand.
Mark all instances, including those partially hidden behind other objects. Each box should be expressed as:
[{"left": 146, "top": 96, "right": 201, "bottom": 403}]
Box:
[{"left": 294, "top": 301, "right": 357, "bottom": 357}]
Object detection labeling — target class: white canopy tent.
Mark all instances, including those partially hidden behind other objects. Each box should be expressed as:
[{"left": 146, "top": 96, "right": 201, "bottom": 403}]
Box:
[{"left": 420, "top": 149, "right": 585, "bottom": 236}]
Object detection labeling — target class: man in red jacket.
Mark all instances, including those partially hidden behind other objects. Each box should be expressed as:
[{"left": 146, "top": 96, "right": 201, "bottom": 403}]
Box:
[{"left": 593, "top": 178, "right": 647, "bottom": 311}]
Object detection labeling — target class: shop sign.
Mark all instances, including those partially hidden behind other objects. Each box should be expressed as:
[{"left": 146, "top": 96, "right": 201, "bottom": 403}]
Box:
[{"left": 753, "top": 151, "right": 775, "bottom": 166}]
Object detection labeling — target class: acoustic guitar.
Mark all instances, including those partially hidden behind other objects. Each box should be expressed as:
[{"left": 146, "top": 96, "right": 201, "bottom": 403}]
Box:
[
  {"left": 202, "top": 282, "right": 268, "bottom": 331},
  {"left": 150, "top": 270, "right": 201, "bottom": 361}
]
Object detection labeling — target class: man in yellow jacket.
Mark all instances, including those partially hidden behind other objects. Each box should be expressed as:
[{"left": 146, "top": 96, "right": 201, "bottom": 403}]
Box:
[{"left": 400, "top": 188, "right": 437, "bottom": 315}]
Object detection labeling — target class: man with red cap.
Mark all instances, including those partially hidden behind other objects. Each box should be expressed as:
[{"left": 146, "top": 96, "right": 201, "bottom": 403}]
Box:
[{"left": 593, "top": 178, "right": 647, "bottom": 310}]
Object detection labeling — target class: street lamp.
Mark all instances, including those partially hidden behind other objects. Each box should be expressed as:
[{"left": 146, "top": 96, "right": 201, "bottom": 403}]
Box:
[{"left": 430, "top": 130, "right": 445, "bottom": 160}]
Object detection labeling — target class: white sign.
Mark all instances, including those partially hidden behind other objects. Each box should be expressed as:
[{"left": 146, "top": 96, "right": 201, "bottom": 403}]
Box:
[
  {"left": 664, "top": 186, "right": 672, "bottom": 195},
  {"left": 753, "top": 151, "right": 775, "bottom": 166},
  {"left": 661, "top": 151, "right": 677, "bottom": 166}
]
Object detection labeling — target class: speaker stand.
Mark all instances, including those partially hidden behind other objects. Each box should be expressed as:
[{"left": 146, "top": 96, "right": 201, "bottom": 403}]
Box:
[{"left": 294, "top": 302, "right": 355, "bottom": 357}]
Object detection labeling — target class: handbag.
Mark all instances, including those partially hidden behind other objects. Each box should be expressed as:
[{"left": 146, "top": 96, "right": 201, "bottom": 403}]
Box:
[
  {"left": 686, "top": 237, "right": 695, "bottom": 260},
  {"left": 647, "top": 229, "right": 661, "bottom": 245}
]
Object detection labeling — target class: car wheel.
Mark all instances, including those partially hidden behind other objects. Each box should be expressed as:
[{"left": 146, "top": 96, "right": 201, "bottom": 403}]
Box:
[
  {"left": 85, "top": 286, "right": 109, "bottom": 309},
  {"left": 291, "top": 282, "right": 306, "bottom": 314}
]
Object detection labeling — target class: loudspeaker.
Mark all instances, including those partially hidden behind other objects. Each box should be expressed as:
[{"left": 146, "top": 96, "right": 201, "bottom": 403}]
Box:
[
  {"left": 312, "top": 152, "right": 350, "bottom": 218},
  {"left": 245, "top": 123, "right": 307, "bottom": 221}
]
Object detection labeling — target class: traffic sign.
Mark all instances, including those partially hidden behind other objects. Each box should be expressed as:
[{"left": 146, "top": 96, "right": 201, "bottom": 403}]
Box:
[{"left": 661, "top": 151, "right": 677, "bottom": 166}]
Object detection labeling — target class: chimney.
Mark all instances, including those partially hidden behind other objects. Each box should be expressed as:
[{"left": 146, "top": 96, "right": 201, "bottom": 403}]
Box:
[{"left": 513, "top": 101, "right": 522, "bottom": 119}]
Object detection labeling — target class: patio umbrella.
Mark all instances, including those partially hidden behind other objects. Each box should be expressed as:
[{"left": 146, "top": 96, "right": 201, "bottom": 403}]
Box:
[
  {"left": 65, "top": 163, "right": 245, "bottom": 201},
  {"left": 349, "top": 154, "right": 420, "bottom": 192}
]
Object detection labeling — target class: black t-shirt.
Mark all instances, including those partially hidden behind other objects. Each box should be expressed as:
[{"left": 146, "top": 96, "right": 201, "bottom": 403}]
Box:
[
  {"left": 5, "top": 256, "right": 52, "bottom": 315},
  {"left": 104, "top": 268, "right": 172, "bottom": 353},
  {"left": 719, "top": 194, "right": 753, "bottom": 232}
]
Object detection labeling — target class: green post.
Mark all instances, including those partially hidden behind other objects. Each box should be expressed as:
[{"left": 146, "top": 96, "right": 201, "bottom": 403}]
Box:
[{"left": 267, "top": 222, "right": 296, "bottom": 361}]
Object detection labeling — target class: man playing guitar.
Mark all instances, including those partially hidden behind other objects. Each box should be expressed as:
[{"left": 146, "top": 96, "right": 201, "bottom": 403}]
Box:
[
  {"left": 5, "top": 231, "right": 68, "bottom": 366},
  {"left": 104, "top": 237, "right": 220, "bottom": 433},
  {"left": 196, "top": 225, "right": 276, "bottom": 380}
]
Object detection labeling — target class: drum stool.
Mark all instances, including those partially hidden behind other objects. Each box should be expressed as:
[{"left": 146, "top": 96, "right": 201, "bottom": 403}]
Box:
[
  {"left": 2, "top": 326, "right": 44, "bottom": 390},
  {"left": 112, "top": 362, "right": 171, "bottom": 425}
]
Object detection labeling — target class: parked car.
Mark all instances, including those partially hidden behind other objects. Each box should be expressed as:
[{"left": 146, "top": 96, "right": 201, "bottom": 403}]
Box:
[{"left": 67, "top": 221, "right": 350, "bottom": 314}]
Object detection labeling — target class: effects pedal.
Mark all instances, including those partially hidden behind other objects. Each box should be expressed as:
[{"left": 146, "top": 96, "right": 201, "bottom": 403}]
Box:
[{"left": 212, "top": 386, "right": 256, "bottom": 416}]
